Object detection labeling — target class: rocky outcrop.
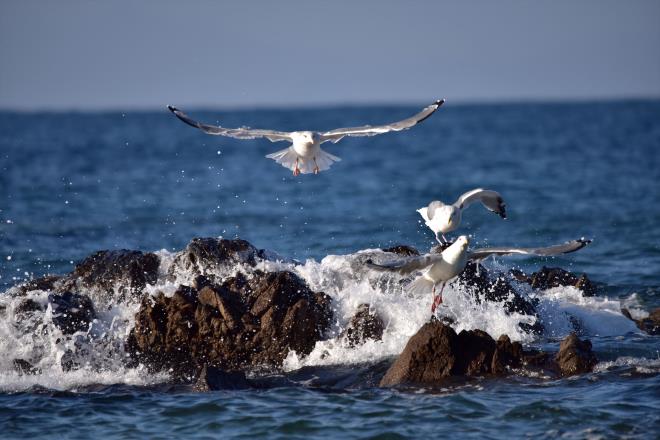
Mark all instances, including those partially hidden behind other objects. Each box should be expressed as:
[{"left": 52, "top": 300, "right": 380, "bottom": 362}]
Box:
[
  {"left": 511, "top": 266, "right": 596, "bottom": 296},
  {"left": 380, "top": 323, "right": 597, "bottom": 387},
  {"left": 11, "top": 275, "right": 63, "bottom": 297},
  {"left": 12, "top": 359, "right": 41, "bottom": 376},
  {"left": 379, "top": 321, "right": 523, "bottom": 387},
  {"left": 621, "top": 308, "right": 660, "bottom": 335},
  {"left": 459, "top": 262, "right": 543, "bottom": 334},
  {"left": 48, "top": 291, "right": 96, "bottom": 334},
  {"left": 555, "top": 333, "right": 597, "bottom": 376},
  {"left": 381, "top": 245, "right": 420, "bottom": 256},
  {"left": 126, "top": 270, "right": 332, "bottom": 379},
  {"left": 193, "top": 365, "right": 251, "bottom": 391},
  {"left": 60, "top": 250, "right": 160, "bottom": 303},
  {"left": 339, "top": 304, "right": 385, "bottom": 347},
  {"left": 167, "top": 238, "right": 261, "bottom": 283}
]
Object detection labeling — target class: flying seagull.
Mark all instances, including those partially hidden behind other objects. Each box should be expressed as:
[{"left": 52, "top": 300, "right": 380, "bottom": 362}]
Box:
[
  {"left": 167, "top": 100, "right": 444, "bottom": 175},
  {"left": 417, "top": 188, "right": 506, "bottom": 244},
  {"left": 367, "top": 236, "right": 591, "bottom": 313}
]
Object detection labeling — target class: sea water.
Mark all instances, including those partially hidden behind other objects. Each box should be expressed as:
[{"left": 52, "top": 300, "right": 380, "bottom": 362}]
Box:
[{"left": 1, "top": 101, "right": 659, "bottom": 438}]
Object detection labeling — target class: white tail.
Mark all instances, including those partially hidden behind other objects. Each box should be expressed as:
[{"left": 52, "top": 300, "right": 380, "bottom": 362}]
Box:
[
  {"left": 407, "top": 275, "right": 435, "bottom": 296},
  {"left": 265, "top": 146, "right": 341, "bottom": 174}
]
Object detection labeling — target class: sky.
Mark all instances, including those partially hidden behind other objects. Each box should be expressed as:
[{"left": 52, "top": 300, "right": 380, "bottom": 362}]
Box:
[{"left": 1, "top": 0, "right": 659, "bottom": 110}]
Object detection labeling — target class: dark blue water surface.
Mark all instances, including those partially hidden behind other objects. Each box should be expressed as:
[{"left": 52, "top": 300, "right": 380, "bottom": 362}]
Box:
[{"left": 1, "top": 101, "right": 659, "bottom": 438}]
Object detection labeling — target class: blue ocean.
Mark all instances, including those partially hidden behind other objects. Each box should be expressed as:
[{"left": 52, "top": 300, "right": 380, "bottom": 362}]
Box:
[{"left": 1, "top": 101, "right": 659, "bottom": 438}]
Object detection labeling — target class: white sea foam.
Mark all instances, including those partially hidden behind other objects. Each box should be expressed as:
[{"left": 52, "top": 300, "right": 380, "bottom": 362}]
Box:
[{"left": 0, "top": 246, "right": 650, "bottom": 390}]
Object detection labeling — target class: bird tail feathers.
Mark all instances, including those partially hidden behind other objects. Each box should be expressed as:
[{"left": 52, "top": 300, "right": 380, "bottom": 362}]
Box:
[
  {"left": 265, "top": 146, "right": 341, "bottom": 174},
  {"left": 407, "top": 276, "right": 435, "bottom": 296}
]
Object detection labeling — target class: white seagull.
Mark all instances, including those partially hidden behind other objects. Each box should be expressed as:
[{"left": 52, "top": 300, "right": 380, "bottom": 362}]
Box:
[
  {"left": 167, "top": 100, "right": 444, "bottom": 176},
  {"left": 367, "top": 236, "right": 591, "bottom": 313},
  {"left": 417, "top": 188, "right": 507, "bottom": 244}
]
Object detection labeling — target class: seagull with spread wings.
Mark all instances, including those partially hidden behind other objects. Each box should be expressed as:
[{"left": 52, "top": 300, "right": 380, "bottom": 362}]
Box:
[
  {"left": 167, "top": 100, "right": 444, "bottom": 175},
  {"left": 367, "top": 236, "right": 591, "bottom": 313},
  {"left": 418, "top": 188, "right": 507, "bottom": 244}
]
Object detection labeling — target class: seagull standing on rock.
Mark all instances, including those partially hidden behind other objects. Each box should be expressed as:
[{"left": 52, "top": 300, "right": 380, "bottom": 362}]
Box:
[
  {"left": 417, "top": 188, "right": 507, "bottom": 244},
  {"left": 367, "top": 236, "right": 591, "bottom": 313},
  {"left": 167, "top": 100, "right": 444, "bottom": 175}
]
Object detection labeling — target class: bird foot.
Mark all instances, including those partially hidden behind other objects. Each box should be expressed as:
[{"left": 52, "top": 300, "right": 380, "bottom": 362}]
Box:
[
  {"left": 313, "top": 166, "right": 319, "bottom": 174},
  {"left": 431, "top": 294, "right": 443, "bottom": 313},
  {"left": 293, "top": 167, "right": 301, "bottom": 176}
]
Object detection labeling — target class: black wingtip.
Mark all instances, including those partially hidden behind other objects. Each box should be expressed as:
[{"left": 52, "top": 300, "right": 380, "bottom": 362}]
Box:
[
  {"left": 435, "top": 99, "right": 446, "bottom": 107},
  {"left": 167, "top": 105, "right": 177, "bottom": 113}
]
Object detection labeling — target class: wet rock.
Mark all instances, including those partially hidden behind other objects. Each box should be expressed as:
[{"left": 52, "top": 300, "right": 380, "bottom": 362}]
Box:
[
  {"left": 511, "top": 266, "right": 596, "bottom": 296},
  {"left": 48, "top": 291, "right": 96, "bottom": 334},
  {"left": 11, "top": 275, "right": 63, "bottom": 296},
  {"left": 555, "top": 333, "right": 597, "bottom": 376},
  {"left": 194, "top": 365, "right": 250, "bottom": 391},
  {"left": 491, "top": 335, "right": 523, "bottom": 375},
  {"left": 126, "top": 270, "right": 333, "bottom": 379},
  {"left": 13, "top": 359, "right": 41, "bottom": 376},
  {"left": 381, "top": 245, "right": 420, "bottom": 257},
  {"left": 62, "top": 250, "right": 160, "bottom": 303},
  {"left": 15, "top": 298, "right": 44, "bottom": 318},
  {"left": 339, "top": 304, "right": 385, "bottom": 347},
  {"left": 167, "top": 238, "right": 259, "bottom": 283},
  {"left": 459, "top": 262, "right": 543, "bottom": 334},
  {"left": 621, "top": 308, "right": 660, "bottom": 335}
]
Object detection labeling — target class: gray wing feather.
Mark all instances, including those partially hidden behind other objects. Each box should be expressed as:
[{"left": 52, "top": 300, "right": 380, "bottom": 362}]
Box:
[
  {"left": 366, "top": 254, "right": 441, "bottom": 275},
  {"left": 320, "top": 99, "right": 444, "bottom": 143},
  {"left": 167, "top": 106, "right": 292, "bottom": 142},
  {"left": 455, "top": 188, "right": 506, "bottom": 219},
  {"left": 468, "top": 238, "right": 591, "bottom": 260}
]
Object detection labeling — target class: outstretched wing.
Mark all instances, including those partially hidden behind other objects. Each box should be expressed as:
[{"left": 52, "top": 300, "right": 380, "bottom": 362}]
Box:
[
  {"left": 167, "top": 106, "right": 292, "bottom": 142},
  {"left": 320, "top": 99, "right": 445, "bottom": 143},
  {"left": 455, "top": 188, "right": 506, "bottom": 219},
  {"left": 468, "top": 238, "right": 591, "bottom": 261},
  {"left": 365, "top": 253, "right": 441, "bottom": 275}
]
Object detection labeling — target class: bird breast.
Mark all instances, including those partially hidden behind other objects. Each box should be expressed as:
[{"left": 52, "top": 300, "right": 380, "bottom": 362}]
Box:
[
  {"left": 424, "top": 251, "right": 468, "bottom": 283},
  {"left": 292, "top": 138, "right": 320, "bottom": 157}
]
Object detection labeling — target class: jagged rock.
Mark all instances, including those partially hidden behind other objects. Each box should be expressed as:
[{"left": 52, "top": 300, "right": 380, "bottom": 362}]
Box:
[
  {"left": 339, "top": 304, "right": 385, "bottom": 347},
  {"left": 380, "top": 321, "right": 527, "bottom": 386},
  {"left": 555, "top": 333, "right": 597, "bottom": 376},
  {"left": 511, "top": 266, "right": 596, "bottom": 296},
  {"left": 61, "top": 250, "right": 160, "bottom": 303},
  {"left": 126, "top": 270, "right": 332, "bottom": 379},
  {"left": 11, "top": 275, "right": 63, "bottom": 296},
  {"left": 621, "top": 308, "right": 660, "bottom": 335},
  {"left": 167, "top": 238, "right": 260, "bottom": 283},
  {"left": 381, "top": 245, "right": 420, "bottom": 256},
  {"left": 194, "top": 365, "right": 250, "bottom": 391},
  {"left": 459, "top": 262, "right": 543, "bottom": 334},
  {"left": 13, "top": 359, "right": 41, "bottom": 375},
  {"left": 15, "top": 298, "right": 44, "bottom": 317},
  {"left": 491, "top": 335, "right": 523, "bottom": 375},
  {"left": 48, "top": 292, "right": 96, "bottom": 334}
]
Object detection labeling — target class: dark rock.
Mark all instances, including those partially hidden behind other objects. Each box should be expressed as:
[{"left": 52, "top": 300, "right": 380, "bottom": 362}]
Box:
[
  {"left": 459, "top": 262, "right": 543, "bottom": 334},
  {"left": 63, "top": 250, "right": 160, "bottom": 303},
  {"left": 491, "top": 335, "right": 523, "bottom": 375},
  {"left": 339, "top": 304, "right": 385, "bottom": 347},
  {"left": 512, "top": 266, "right": 596, "bottom": 296},
  {"left": 13, "top": 359, "right": 41, "bottom": 375},
  {"left": 381, "top": 245, "right": 420, "bottom": 256},
  {"left": 60, "top": 349, "right": 81, "bottom": 372},
  {"left": 15, "top": 298, "right": 44, "bottom": 317},
  {"left": 621, "top": 308, "right": 660, "bottom": 335},
  {"left": 126, "top": 270, "right": 333, "bottom": 379},
  {"left": 167, "top": 238, "right": 259, "bottom": 282},
  {"left": 48, "top": 292, "right": 96, "bottom": 334},
  {"left": 194, "top": 365, "right": 250, "bottom": 391},
  {"left": 555, "top": 333, "right": 597, "bottom": 376},
  {"left": 12, "top": 275, "right": 63, "bottom": 296}
]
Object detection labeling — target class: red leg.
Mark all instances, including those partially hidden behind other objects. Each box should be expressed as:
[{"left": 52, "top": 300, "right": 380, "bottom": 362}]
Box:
[
  {"left": 313, "top": 157, "right": 320, "bottom": 174},
  {"left": 293, "top": 157, "right": 301, "bottom": 176},
  {"left": 431, "top": 282, "right": 445, "bottom": 313}
]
